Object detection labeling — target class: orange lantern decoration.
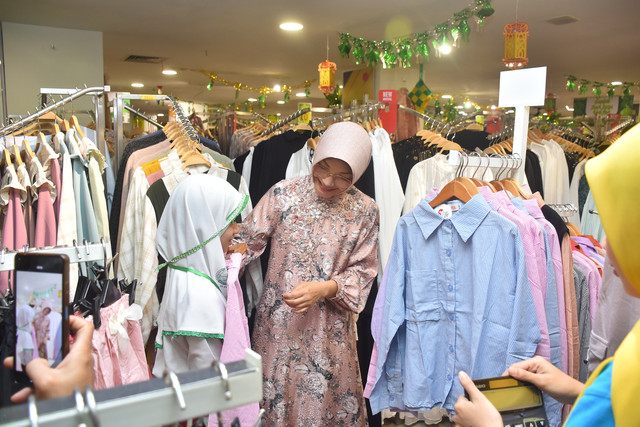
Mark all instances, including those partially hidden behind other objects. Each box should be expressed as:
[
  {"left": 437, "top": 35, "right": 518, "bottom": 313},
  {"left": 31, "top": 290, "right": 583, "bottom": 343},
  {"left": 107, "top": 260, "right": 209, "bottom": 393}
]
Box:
[
  {"left": 503, "top": 20, "right": 529, "bottom": 69},
  {"left": 318, "top": 60, "right": 337, "bottom": 95}
]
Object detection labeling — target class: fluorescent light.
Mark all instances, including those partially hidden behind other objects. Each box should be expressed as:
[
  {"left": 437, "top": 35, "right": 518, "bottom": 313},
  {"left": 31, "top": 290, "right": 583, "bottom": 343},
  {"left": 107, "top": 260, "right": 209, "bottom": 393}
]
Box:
[
  {"left": 464, "top": 101, "right": 472, "bottom": 109},
  {"left": 441, "top": 94, "right": 452, "bottom": 99},
  {"left": 296, "top": 92, "right": 306, "bottom": 97},
  {"left": 277, "top": 113, "right": 282, "bottom": 116},
  {"left": 490, "top": 105, "right": 497, "bottom": 110},
  {"left": 162, "top": 69, "right": 177, "bottom": 76},
  {"left": 273, "top": 84, "right": 281, "bottom": 92},
  {"left": 280, "top": 22, "right": 303, "bottom": 31},
  {"left": 248, "top": 98, "right": 258, "bottom": 102},
  {"left": 611, "top": 81, "right": 623, "bottom": 86},
  {"left": 277, "top": 100, "right": 285, "bottom": 104},
  {"left": 157, "top": 113, "right": 165, "bottom": 117},
  {"left": 455, "top": 105, "right": 463, "bottom": 109},
  {"left": 131, "top": 82, "right": 144, "bottom": 88},
  {"left": 565, "top": 105, "right": 575, "bottom": 112}
]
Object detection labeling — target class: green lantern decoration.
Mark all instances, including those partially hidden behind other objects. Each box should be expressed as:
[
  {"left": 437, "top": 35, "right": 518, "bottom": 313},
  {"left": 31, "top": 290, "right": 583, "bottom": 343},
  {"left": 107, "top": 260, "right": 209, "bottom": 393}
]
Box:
[
  {"left": 456, "top": 12, "right": 471, "bottom": 42},
  {"left": 607, "top": 85, "right": 616, "bottom": 98},
  {"left": 592, "top": 82, "right": 603, "bottom": 97},
  {"left": 206, "top": 78, "right": 214, "bottom": 91},
  {"left": 624, "top": 85, "right": 631, "bottom": 96},
  {"left": 365, "top": 41, "right": 380, "bottom": 67},
  {"left": 284, "top": 91, "right": 291, "bottom": 103},
  {"left": 352, "top": 38, "right": 365, "bottom": 65},
  {"left": 338, "top": 33, "right": 352, "bottom": 58},
  {"left": 566, "top": 75, "right": 577, "bottom": 91},
  {"left": 415, "top": 34, "right": 431, "bottom": 60},
  {"left": 434, "top": 99, "right": 441, "bottom": 116},
  {"left": 398, "top": 39, "right": 413, "bottom": 68},
  {"left": 258, "top": 93, "right": 266, "bottom": 108},
  {"left": 475, "top": 0, "right": 495, "bottom": 18},
  {"left": 305, "top": 87, "right": 311, "bottom": 97},
  {"left": 578, "top": 79, "right": 589, "bottom": 95}
]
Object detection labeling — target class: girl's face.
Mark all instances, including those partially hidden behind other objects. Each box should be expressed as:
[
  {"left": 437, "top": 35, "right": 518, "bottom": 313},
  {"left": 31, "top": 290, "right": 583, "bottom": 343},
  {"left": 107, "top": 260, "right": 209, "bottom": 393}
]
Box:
[
  {"left": 312, "top": 157, "right": 353, "bottom": 200},
  {"left": 220, "top": 222, "right": 240, "bottom": 256}
]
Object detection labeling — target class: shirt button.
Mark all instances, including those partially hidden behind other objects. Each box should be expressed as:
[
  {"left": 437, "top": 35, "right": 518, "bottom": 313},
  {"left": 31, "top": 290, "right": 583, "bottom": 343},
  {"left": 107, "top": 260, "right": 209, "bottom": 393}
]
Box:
[
  {"left": 447, "top": 285, "right": 453, "bottom": 291},
  {"left": 449, "top": 313, "right": 455, "bottom": 320},
  {"left": 447, "top": 374, "right": 452, "bottom": 381},
  {"left": 449, "top": 345, "right": 454, "bottom": 352},
  {"left": 445, "top": 249, "right": 452, "bottom": 257}
]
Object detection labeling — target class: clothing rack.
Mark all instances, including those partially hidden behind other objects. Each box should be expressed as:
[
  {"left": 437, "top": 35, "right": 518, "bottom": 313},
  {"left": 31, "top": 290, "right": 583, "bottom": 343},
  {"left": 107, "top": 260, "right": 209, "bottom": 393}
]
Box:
[
  {"left": 310, "top": 102, "right": 387, "bottom": 130},
  {"left": 0, "top": 239, "right": 112, "bottom": 273},
  {"left": 487, "top": 121, "right": 515, "bottom": 141},
  {"left": 0, "top": 349, "right": 263, "bottom": 427},
  {"left": 397, "top": 105, "right": 453, "bottom": 136},
  {"left": 605, "top": 118, "right": 634, "bottom": 138},
  {"left": 548, "top": 203, "right": 578, "bottom": 218},
  {"left": 0, "top": 86, "right": 110, "bottom": 138},
  {"left": 166, "top": 96, "right": 201, "bottom": 144},
  {"left": 261, "top": 107, "right": 311, "bottom": 136},
  {"left": 529, "top": 120, "right": 594, "bottom": 146},
  {"left": 447, "top": 150, "right": 523, "bottom": 179},
  {"left": 123, "top": 104, "right": 163, "bottom": 129}
]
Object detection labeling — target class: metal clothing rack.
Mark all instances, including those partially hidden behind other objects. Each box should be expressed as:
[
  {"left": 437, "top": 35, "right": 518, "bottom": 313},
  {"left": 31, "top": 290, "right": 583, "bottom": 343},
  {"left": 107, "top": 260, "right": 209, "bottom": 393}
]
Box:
[
  {"left": 0, "top": 239, "right": 112, "bottom": 273},
  {"left": 548, "top": 203, "right": 578, "bottom": 218},
  {"left": 0, "top": 349, "right": 263, "bottom": 427},
  {"left": 309, "top": 102, "right": 387, "bottom": 130},
  {"left": 261, "top": 107, "right": 311, "bottom": 137},
  {"left": 123, "top": 104, "right": 163, "bottom": 129},
  {"left": 0, "top": 86, "right": 110, "bottom": 138},
  {"left": 397, "top": 105, "right": 453, "bottom": 136},
  {"left": 447, "top": 151, "right": 523, "bottom": 179},
  {"left": 166, "top": 96, "right": 200, "bottom": 144}
]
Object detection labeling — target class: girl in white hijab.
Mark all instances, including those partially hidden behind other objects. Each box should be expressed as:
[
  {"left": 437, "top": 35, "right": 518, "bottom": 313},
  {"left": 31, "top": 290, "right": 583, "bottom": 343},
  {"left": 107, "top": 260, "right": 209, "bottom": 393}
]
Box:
[{"left": 152, "top": 174, "right": 248, "bottom": 375}]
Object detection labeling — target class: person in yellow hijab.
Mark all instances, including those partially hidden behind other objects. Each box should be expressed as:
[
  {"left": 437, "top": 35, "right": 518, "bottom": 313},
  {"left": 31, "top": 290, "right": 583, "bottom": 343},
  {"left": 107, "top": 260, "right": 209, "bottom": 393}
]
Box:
[{"left": 452, "top": 122, "right": 640, "bottom": 427}]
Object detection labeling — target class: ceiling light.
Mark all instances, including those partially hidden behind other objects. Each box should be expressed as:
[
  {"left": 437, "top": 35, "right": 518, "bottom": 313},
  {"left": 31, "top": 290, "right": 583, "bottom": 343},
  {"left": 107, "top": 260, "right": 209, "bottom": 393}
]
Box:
[
  {"left": 157, "top": 113, "right": 165, "bottom": 117},
  {"left": 248, "top": 98, "right": 258, "bottom": 102},
  {"left": 273, "top": 84, "right": 281, "bottom": 92},
  {"left": 131, "top": 82, "right": 144, "bottom": 88},
  {"left": 296, "top": 92, "right": 306, "bottom": 97},
  {"left": 611, "top": 81, "right": 623, "bottom": 86},
  {"left": 280, "top": 22, "right": 303, "bottom": 31},
  {"left": 565, "top": 105, "right": 575, "bottom": 112},
  {"left": 464, "top": 101, "right": 472, "bottom": 109},
  {"left": 277, "top": 100, "right": 285, "bottom": 104},
  {"left": 277, "top": 113, "right": 282, "bottom": 116},
  {"left": 441, "top": 94, "right": 452, "bottom": 99},
  {"left": 439, "top": 43, "right": 452, "bottom": 55},
  {"left": 490, "top": 105, "right": 497, "bottom": 110},
  {"left": 339, "top": 85, "right": 343, "bottom": 89},
  {"left": 162, "top": 69, "right": 177, "bottom": 76}
]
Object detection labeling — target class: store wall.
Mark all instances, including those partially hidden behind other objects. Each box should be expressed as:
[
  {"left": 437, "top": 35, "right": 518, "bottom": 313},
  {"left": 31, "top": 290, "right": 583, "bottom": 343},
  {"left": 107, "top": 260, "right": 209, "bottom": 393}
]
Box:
[{"left": 1, "top": 22, "right": 103, "bottom": 121}]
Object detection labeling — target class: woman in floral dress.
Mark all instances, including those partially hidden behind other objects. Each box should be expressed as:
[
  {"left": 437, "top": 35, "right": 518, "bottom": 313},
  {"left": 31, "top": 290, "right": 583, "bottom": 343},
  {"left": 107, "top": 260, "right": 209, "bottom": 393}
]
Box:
[{"left": 238, "top": 122, "right": 380, "bottom": 426}]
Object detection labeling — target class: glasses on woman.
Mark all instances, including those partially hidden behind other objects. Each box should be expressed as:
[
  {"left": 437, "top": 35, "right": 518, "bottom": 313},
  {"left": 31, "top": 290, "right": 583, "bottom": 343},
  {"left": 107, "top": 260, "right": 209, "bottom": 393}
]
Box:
[{"left": 313, "top": 162, "right": 353, "bottom": 189}]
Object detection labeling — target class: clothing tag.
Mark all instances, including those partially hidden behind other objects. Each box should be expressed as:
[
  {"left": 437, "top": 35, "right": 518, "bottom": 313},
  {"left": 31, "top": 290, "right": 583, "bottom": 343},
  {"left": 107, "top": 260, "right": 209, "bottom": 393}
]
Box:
[
  {"left": 435, "top": 204, "right": 453, "bottom": 219},
  {"left": 448, "top": 201, "right": 462, "bottom": 212}
]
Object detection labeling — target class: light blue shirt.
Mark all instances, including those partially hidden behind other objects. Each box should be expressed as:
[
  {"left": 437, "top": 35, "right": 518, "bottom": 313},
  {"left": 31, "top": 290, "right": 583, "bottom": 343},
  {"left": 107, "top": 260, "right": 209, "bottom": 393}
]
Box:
[{"left": 369, "top": 194, "right": 540, "bottom": 414}]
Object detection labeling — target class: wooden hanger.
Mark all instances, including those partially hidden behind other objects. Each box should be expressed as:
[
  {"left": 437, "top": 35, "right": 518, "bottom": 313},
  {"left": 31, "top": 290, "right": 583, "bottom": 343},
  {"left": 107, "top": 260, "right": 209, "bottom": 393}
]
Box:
[
  {"left": 181, "top": 150, "right": 211, "bottom": 170},
  {"left": 429, "top": 177, "right": 479, "bottom": 208},
  {"left": 306, "top": 137, "right": 317, "bottom": 149},
  {"left": 12, "top": 144, "right": 23, "bottom": 167},
  {"left": 22, "top": 137, "right": 35, "bottom": 159},
  {"left": 567, "top": 222, "right": 581, "bottom": 237},
  {"left": 70, "top": 115, "right": 87, "bottom": 139},
  {"left": 61, "top": 119, "right": 71, "bottom": 132},
  {"left": 1, "top": 149, "right": 12, "bottom": 169}
]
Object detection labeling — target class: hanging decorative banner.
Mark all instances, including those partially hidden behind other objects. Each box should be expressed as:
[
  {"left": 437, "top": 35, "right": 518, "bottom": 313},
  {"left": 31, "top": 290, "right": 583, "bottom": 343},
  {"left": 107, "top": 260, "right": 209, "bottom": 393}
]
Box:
[
  {"left": 566, "top": 75, "right": 639, "bottom": 98},
  {"left": 338, "top": 0, "right": 495, "bottom": 69}
]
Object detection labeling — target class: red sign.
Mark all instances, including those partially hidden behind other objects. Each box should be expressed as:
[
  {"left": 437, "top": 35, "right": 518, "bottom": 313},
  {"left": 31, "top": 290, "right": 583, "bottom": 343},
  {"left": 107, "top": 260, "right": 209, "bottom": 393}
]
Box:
[{"left": 378, "top": 89, "right": 397, "bottom": 134}]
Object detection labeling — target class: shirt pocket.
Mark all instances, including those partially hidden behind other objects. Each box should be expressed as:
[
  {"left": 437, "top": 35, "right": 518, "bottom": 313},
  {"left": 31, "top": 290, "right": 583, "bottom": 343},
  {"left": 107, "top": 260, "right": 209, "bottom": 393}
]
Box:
[
  {"left": 406, "top": 269, "right": 441, "bottom": 322},
  {"left": 587, "top": 332, "right": 609, "bottom": 373}
]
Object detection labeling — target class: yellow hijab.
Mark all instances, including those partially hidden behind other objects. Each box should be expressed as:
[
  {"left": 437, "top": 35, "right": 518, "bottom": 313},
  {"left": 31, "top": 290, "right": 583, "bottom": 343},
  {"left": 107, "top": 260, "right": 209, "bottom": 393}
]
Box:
[{"left": 582, "top": 123, "right": 640, "bottom": 427}]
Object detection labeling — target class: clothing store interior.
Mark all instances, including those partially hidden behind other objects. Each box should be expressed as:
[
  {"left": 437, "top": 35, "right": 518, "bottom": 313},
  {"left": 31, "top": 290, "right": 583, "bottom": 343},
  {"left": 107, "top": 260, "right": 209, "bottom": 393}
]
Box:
[{"left": 0, "top": 0, "right": 639, "bottom": 426}]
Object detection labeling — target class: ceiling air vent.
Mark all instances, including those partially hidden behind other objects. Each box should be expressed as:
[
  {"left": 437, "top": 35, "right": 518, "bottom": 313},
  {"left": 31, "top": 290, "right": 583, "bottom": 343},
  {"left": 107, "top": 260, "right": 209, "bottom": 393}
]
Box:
[
  {"left": 124, "top": 55, "right": 167, "bottom": 64},
  {"left": 545, "top": 15, "right": 580, "bottom": 26}
]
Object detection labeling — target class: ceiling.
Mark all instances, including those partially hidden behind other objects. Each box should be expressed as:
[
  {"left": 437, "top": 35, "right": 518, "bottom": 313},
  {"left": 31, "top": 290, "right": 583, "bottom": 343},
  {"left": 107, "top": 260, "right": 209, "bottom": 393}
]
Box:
[{"left": 1, "top": 0, "right": 639, "bottom": 119}]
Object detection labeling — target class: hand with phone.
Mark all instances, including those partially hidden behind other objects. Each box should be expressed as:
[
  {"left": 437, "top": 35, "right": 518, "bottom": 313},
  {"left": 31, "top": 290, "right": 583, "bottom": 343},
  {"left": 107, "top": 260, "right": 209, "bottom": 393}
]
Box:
[
  {"left": 3, "top": 315, "right": 95, "bottom": 402},
  {"left": 453, "top": 371, "right": 503, "bottom": 427}
]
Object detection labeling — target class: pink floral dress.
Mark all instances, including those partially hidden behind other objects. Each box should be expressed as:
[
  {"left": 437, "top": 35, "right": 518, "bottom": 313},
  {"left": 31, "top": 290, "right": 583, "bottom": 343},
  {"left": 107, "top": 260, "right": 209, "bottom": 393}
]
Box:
[{"left": 239, "top": 175, "right": 379, "bottom": 426}]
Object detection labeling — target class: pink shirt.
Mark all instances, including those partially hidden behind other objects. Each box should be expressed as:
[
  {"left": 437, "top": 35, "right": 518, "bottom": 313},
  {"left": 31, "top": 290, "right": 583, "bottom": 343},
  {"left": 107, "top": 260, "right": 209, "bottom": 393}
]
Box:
[
  {"left": 479, "top": 187, "right": 550, "bottom": 361},
  {"left": 0, "top": 188, "right": 28, "bottom": 294},
  {"left": 523, "top": 198, "right": 568, "bottom": 373}
]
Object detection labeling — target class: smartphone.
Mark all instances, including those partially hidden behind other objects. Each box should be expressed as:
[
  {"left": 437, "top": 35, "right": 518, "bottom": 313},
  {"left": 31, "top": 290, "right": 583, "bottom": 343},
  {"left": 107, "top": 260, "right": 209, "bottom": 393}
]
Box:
[{"left": 13, "top": 253, "right": 70, "bottom": 384}]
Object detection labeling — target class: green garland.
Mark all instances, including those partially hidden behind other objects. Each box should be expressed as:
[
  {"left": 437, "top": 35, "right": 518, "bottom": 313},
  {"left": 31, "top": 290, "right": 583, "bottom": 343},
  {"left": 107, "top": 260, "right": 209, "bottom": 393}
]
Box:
[
  {"left": 338, "top": 0, "right": 494, "bottom": 69},
  {"left": 566, "top": 75, "right": 639, "bottom": 98}
]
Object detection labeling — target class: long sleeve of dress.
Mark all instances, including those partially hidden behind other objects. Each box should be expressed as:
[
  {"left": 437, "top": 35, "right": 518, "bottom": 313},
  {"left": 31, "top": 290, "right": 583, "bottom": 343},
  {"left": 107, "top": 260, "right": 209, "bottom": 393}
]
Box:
[{"left": 330, "top": 204, "right": 379, "bottom": 313}]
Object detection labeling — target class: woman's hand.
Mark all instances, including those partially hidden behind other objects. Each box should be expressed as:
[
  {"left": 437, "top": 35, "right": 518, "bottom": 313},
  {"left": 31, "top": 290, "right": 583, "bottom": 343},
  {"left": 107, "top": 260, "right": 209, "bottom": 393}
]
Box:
[
  {"left": 453, "top": 371, "right": 503, "bottom": 427},
  {"left": 3, "top": 315, "right": 95, "bottom": 402},
  {"left": 283, "top": 280, "right": 338, "bottom": 314},
  {"left": 504, "top": 356, "right": 584, "bottom": 404}
]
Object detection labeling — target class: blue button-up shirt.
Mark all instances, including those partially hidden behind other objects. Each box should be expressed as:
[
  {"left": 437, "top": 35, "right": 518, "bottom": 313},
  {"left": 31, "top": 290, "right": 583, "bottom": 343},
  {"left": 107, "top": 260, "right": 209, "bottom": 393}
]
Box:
[{"left": 369, "top": 194, "right": 540, "bottom": 414}]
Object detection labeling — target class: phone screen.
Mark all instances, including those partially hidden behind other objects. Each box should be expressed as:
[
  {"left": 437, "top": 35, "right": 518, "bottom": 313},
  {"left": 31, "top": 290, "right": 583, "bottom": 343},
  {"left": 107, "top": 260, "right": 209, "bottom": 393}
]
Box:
[{"left": 14, "top": 253, "right": 69, "bottom": 377}]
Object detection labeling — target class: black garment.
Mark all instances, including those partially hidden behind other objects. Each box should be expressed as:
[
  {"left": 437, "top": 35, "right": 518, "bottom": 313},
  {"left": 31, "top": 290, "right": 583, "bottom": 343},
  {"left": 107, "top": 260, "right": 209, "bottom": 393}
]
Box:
[
  {"left": 578, "top": 174, "right": 590, "bottom": 217},
  {"left": 454, "top": 129, "right": 491, "bottom": 151},
  {"left": 0, "top": 293, "right": 17, "bottom": 408},
  {"left": 233, "top": 150, "right": 250, "bottom": 175},
  {"left": 391, "top": 136, "right": 437, "bottom": 192},
  {"left": 564, "top": 151, "right": 582, "bottom": 183},
  {"left": 541, "top": 204, "right": 570, "bottom": 247},
  {"left": 525, "top": 150, "right": 544, "bottom": 198},
  {"left": 109, "top": 131, "right": 167, "bottom": 253},
  {"left": 358, "top": 280, "right": 381, "bottom": 427}
]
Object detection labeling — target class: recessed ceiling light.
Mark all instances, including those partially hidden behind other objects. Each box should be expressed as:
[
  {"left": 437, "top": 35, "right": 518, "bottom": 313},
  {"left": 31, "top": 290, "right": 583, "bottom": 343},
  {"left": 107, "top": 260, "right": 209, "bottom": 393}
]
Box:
[
  {"left": 296, "top": 92, "right": 306, "bottom": 97},
  {"left": 280, "top": 22, "right": 303, "bottom": 31},
  {"left": 611, "top": 81, "right": 623, "bottom": 86},
  {"left": 439, "top": 44, "right": 452, "bottom": 55},
  {"left": 157, "top": 113, "right": 165, "bottom": 117},
  {"left": 162, "top": 69, "right": 177, "bottom": 76},
  {"left": 277, "top": 100, "right": 285, "bottom": 104},
  {"left": 277, "top": 113, "right": 282, "bottom": 116},
  {"left": 248, "top": 98, "right": 258, "bottom": 102},
  {"left": 441, "top": 94, "right": 452, "bottom": 99},
  {"left": 273, "top": 84, "right": 281, "bottom": 92},
  {"left": 131, "top": 82, "right": 144, "bottom": 88}
]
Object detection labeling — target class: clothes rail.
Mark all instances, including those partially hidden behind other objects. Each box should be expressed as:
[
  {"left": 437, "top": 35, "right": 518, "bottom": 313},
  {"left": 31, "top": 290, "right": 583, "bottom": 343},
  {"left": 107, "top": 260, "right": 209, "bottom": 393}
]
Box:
[
  {"left": 0, "top": 239, "right": 112, "bottom": 273},
  {"left": 261, "top": 107, "right": 311, "bottom": 136},
  {"left": 123, "top": 104, "right": 163, "bottom": 129},
  {"left": 167, "top": 96, "right": 200, "bottom": 144},
  {"left": 310, "top": 102, "right": 387, "bottom": 129},
  {"left": 447, "top": 151, "right": 523, "bottom": 178},
  {"left": 548, "top": 203, "right": 578, "bottom": 218},
  {"left": 605, "top": 118, "right": 634, "bottom": 137},
  {"left": 397, "top": 105, "right": 452, "bottom": 136},
  {"left": 0, "top": 349, "right": 263, "bottom": 427},
  {"left": 0, "top": 86, "right": 110, "bottom": 138}
]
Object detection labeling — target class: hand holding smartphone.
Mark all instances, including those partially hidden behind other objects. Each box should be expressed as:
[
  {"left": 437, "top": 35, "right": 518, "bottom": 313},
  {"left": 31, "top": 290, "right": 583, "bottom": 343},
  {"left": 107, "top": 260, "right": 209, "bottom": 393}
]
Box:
[{"left": 13, "top": 253, "right": 69, "bottom": 385}]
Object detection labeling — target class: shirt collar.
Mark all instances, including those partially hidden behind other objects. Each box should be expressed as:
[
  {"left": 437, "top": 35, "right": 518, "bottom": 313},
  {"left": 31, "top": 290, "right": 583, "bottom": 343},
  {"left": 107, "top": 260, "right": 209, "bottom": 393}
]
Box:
[{"left": 414, "top": 193, "right": 492, "bottom": 243}]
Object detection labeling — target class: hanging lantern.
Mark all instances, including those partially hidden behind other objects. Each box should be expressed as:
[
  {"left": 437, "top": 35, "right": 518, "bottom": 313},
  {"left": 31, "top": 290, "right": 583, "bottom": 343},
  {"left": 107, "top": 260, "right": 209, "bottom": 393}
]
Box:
[
  {"left": 318, "top": 60, "right": 337, "bottom": 96},
  {"left": 502, "top": 20, "right": 529, "bottom": 69}
]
